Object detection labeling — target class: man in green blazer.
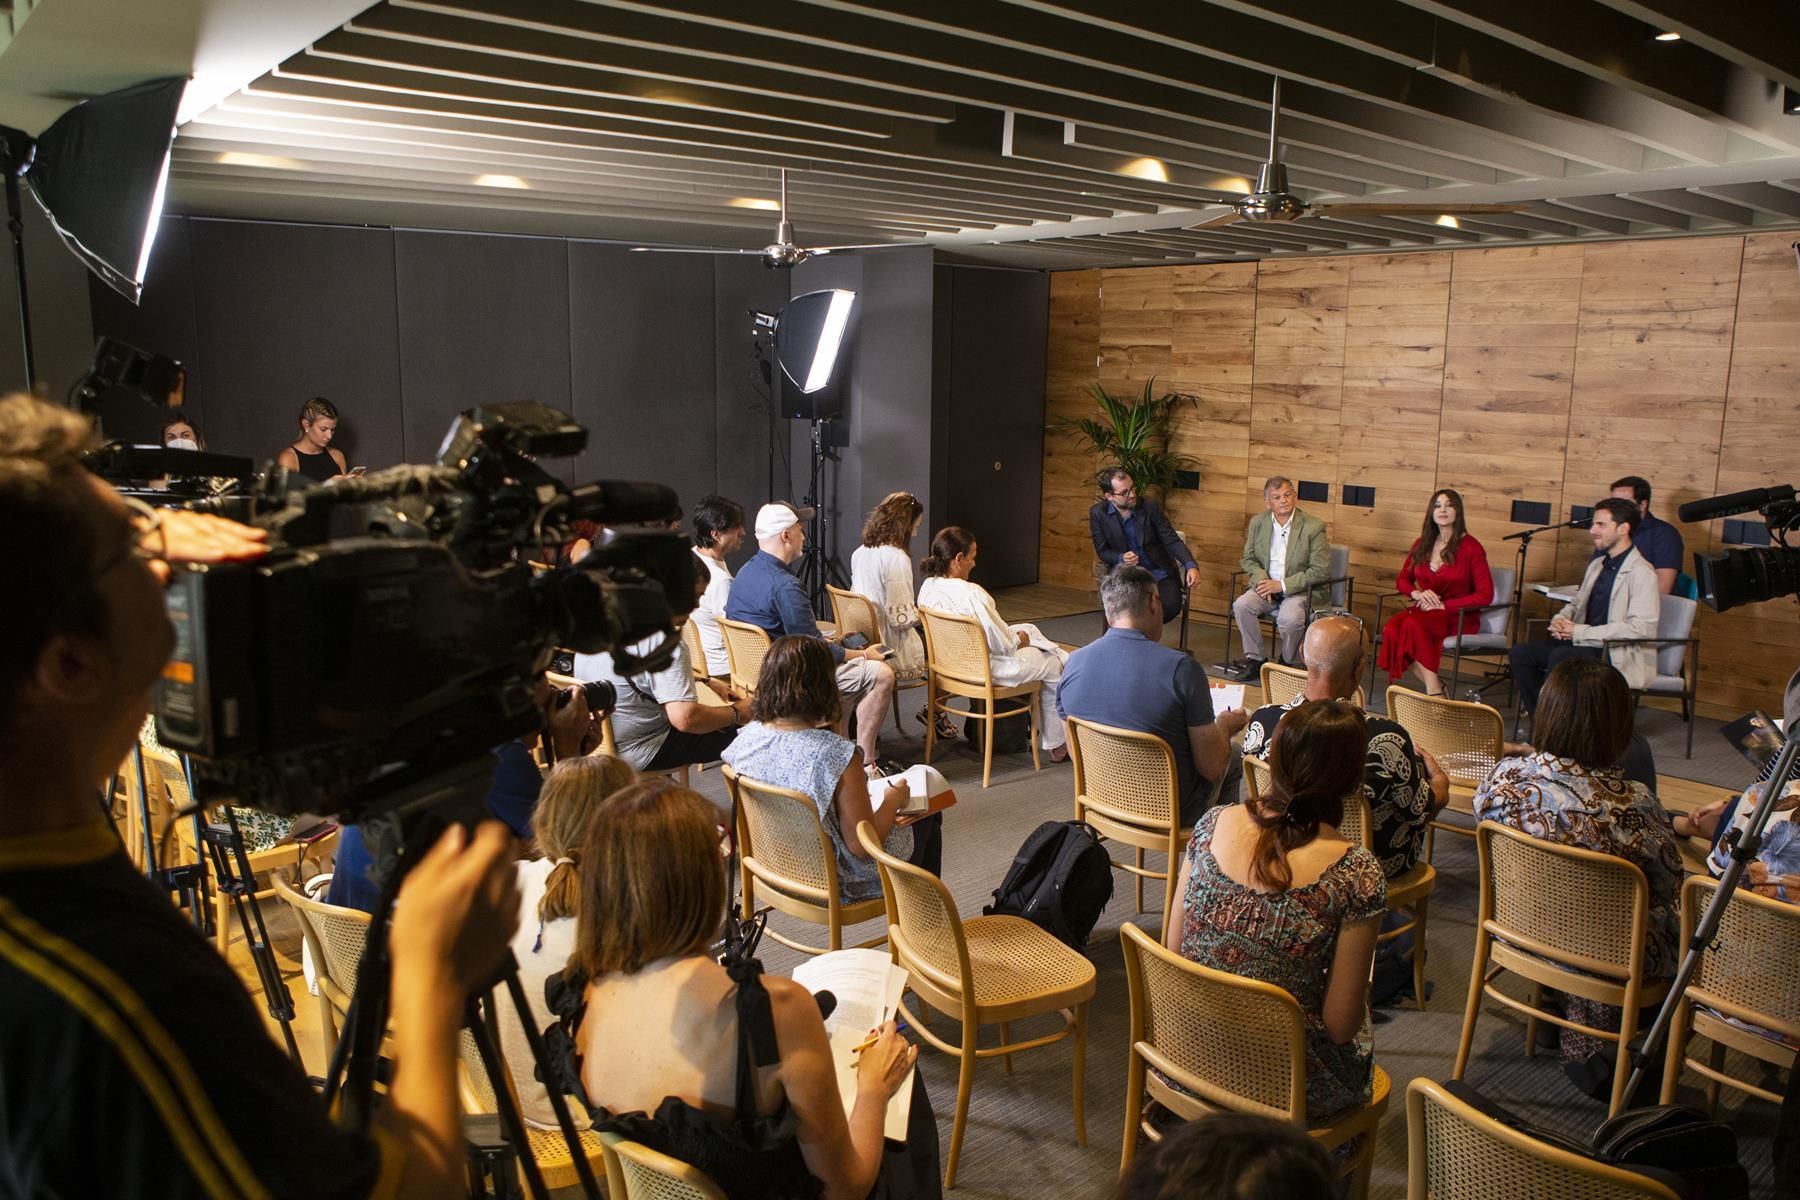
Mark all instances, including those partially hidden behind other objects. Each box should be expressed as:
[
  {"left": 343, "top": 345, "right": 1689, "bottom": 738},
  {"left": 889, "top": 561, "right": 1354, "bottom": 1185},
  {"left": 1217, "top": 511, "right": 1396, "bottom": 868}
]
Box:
[{"left": 1224, "top": 476, "right": 1331, "bottom": 679}]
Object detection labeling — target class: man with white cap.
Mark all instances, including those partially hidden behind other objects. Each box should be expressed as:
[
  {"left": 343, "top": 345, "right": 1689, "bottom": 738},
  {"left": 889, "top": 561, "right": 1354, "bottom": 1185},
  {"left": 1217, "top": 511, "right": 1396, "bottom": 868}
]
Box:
[{"left": 727, "top": 501, "right": 897, "bottom": 769}]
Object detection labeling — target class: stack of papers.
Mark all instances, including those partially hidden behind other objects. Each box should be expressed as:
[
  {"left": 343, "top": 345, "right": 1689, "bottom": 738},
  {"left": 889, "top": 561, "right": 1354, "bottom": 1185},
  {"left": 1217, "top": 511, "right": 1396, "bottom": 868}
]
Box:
[
  {"left": 871, "top": 763, "right": 952, "bottom": 816},
  {"left": 791, "top": 949, "right": 914, "bottom": 1140},
  {"left": 1210, "top": 683, "right": 1247, "bottom": 713}
]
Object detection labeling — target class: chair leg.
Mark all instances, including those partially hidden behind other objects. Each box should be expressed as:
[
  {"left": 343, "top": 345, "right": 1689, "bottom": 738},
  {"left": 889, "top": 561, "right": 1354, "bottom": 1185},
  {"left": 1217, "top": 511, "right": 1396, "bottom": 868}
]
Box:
[
  {"left": 1348, "top": 1131, "right": 1377, "bottom": 1200},
  {"left": 1411, "top": 898, "right": 1429, "bottom": 1012},
  {"left": 1609, "top": 999, "right": 1641, "bottom": 1118},
  {"left": 1120, "top": 1051, "right": 1145, "bottom": 1176},
  {"left": 1704, "top": 1042, "right": 1725, "bottom": 1116},
  {"left": 1524, "top": 982, "right": 1544, "bottom": 1058},
  {"left": 981, "top": 713, "right": 995, "bottom": 790},
  {"left": 924, "top": 684, "right": 938, "bottom": 765},
  {"left": 1028, "top": 692, "right": 1042, "bottom": 773},
  {"left": 1452, "top": 935, "right": 1491, "bottom": 1081},
  {"left": 1134, "top": 847, "right": 1145, "bottom": 914},
  {"left": 1000, "top": 1021, "right": 1013, "bottom": 1075},
  {"left": 1685, "top": 696, "right": 1695, "bottom": 759},
  {"left": 216, "top": 890, "right": 231, "bottom": 955},
  {"left": 945, "top": 1018, "right": 978, "bottom": 1189},
  {"left": 1072, "top": 1000, "right": 1089, "bottom": 1148},
  {"left": 1424, "top": 825, "right": 1436, "bottom": 864},
  {"left": 1661, "top": 998, "right": 1691, "bottom": 1106}
]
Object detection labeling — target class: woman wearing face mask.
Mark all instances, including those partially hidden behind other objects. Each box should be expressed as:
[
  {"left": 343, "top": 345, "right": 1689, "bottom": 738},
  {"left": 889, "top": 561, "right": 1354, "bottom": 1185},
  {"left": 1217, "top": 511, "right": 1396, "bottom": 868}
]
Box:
[
  {"left": 161, "top": 412, "right": 205, "bottom": 451},
  {"left": 276, "top": 397, "right": 348, "bottom": 483}
]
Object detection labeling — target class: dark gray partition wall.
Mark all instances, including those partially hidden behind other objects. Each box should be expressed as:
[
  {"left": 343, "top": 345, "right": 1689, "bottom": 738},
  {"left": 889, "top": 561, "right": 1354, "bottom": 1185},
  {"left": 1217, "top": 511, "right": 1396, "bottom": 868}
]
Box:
[
  {"left": 88, "top": 216, "right": 199, "bottom": 425},
  {"left": 0, "top": 198, "right": 98, "bottom": 406}
]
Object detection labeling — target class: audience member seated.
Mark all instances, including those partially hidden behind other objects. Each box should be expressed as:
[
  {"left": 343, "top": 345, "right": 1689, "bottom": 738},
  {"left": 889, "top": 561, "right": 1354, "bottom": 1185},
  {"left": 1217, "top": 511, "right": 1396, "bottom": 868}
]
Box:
[
  {"left": 1059, "top": 565, "right": 1247, "bottom": 825},
  {"left": 574, "top": 614, "right": 750, "bottom": 773},
  {"left": 1704, "top": 780, "right": 1796, "bottom": 900},
  {"left": 560, "top": 781, "right": 934, "bottom": 1200},
  {"left": 275, "top": 396, "right": 348, "bottom": 482},
  {"left": 850, "top": 490, "right": 929, "bottom": 681},
  {"left": 499, "top": 754, "right": 635, "bottom": 1130},
  {"left": 917, "top": 525, "right": 1071, "bottom": 762},
  {"left": 1508, "top": 497, "right": 1657, "bottom": 716},
  {"left": 1223, "top": 476, "right": 1331, "bottom": 681},
  {"left": 1087, "top": 467, "right": 1201, "bottom": 623},
  {"left": 1244, "top": 616, "right": 1448, "bottom": 879},
  {"left": 691, "top": 494, "right": 746, "bottom": 678},
  {"left": 1472, "top": 657, "right": 1682, "bottom": 1101},
  {"left": 1166, "top": 701, "right": 1384, "bottom": 1124},
  {"left": 1608, "top": 475, "right": 1684, "bottom": 595},
  {"left": 1374, "top": 489, "right": 1494, "bottom": 696},
  {"left": 722, "top": 636, "right": 943, "bottom": 902},
  {"left": 1113, "top": 1113, "right": 1334, "bottom": 1200},
  {"left": 728, "top": 500, "right": 896, "bottom": 769},
  {"left": 329, "top": 679, "right": 602, "bottom": 913}
]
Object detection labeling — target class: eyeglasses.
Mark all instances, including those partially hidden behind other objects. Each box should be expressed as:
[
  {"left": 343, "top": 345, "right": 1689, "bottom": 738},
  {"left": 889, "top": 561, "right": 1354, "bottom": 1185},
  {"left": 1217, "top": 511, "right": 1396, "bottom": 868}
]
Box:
[
  {"left": 1108, "top": 486, "right": 1137, "bottom": 500},
  {"left": 88, "top": 497, "right": 167, "bottom": 583}
]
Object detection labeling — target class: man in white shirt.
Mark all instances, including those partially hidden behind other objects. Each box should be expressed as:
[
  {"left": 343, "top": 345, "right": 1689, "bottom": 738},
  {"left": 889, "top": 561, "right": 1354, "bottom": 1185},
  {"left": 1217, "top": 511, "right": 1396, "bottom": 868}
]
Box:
[
  {"left": 1223, "top": 476, "right": 1332, "bottom": 680},
  {"left": 689, "top": 494, "right": 744, "bottom": 678}
]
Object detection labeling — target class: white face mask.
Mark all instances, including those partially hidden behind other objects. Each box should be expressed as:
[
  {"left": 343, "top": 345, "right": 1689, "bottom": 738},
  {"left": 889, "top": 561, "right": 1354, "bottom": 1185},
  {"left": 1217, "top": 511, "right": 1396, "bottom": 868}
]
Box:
[{"left": 166, "top": 437, "right": 199, "bottom": 451}]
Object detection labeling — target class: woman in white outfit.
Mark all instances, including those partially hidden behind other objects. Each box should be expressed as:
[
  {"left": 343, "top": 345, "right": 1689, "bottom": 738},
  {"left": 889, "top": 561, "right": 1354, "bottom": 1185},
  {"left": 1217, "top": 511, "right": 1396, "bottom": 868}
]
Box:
[
  {"left": 849, "top": 491, "right": 927, "bottom": 678},
  {"left": 917, "top": 526, "right": 1070, "bottom": 759}
]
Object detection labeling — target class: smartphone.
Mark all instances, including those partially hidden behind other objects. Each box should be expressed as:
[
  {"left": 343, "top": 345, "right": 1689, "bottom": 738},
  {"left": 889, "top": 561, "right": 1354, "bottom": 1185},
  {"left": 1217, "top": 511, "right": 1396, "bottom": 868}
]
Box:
[{"left": 348, "top": 465, "right": 367, "bottom": 477}]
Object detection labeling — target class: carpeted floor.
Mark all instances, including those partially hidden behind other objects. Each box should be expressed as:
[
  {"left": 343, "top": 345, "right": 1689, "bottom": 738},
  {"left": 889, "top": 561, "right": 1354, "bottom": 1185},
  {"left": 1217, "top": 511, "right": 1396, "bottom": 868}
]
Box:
[{"left": 682, "top": 721, "right": 1781, "bottom": 1200}]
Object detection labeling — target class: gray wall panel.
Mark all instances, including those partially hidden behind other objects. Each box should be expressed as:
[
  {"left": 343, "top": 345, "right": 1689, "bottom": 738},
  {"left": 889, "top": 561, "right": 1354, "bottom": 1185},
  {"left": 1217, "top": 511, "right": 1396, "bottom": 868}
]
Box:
[
  {"left": 711, "top": 258, "right": 789, "bottom": 567},
  {"left": 0, "top": 199, "right": 98, "bottom": 406},
  {"left": 86, "top": 215, "right": 200, "bottom": 428}
]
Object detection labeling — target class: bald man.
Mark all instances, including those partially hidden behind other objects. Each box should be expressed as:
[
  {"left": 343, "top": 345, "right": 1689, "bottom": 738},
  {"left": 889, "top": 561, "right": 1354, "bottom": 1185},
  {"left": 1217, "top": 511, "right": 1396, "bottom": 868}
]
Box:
[{"left": 1241, "top": 616, "right": 1449, "bottom": 880}]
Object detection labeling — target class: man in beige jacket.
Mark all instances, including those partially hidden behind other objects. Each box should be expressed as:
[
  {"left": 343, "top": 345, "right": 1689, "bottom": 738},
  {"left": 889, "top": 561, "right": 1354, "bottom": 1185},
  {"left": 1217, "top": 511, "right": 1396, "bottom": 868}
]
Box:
[
  {"left": 1509, "top": 497, "right": 1659, "bottom": 713},
  {"left": 1222, "top": 476, "right": 1332, "bottom": 679}
]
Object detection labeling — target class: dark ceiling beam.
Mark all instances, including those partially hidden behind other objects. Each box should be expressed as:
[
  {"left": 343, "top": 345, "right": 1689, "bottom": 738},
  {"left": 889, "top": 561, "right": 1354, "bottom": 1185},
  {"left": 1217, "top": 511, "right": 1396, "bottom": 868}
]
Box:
[
  {"left": 1591, "top": 0, "right": 1800, "bottom": 92},
  {"left": 1688, "top": 181, "right": 1800, "bottom": 220},
  {"left": 1396, "top": 0, "right": 1800, "bottom": 153},
  {"left": 1549, "top": 193, "right": 1694, "bottom": 228},
  {"left": 1623, "top": 188, "right": 1757, "bottom": 225},
  {"left": 978, "top": 0, "right": 1651, "bottom": 169}
]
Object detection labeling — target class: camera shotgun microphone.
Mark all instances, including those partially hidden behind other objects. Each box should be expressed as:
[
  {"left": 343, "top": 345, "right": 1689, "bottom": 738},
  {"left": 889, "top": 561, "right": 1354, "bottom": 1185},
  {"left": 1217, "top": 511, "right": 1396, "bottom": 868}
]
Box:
[{"left": 1678, "top": 486, "right": 1797, "bottom": 524}]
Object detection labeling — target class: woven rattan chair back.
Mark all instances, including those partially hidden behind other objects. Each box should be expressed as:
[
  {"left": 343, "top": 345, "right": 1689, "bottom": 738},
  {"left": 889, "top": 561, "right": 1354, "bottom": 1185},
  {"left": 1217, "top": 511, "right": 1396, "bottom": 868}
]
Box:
[
  {"left": 1406, "top": 1077, "right": 1680, "bottom": 1200},
  {"left": 604, "top": 1137, "right": 729, "bottom": 1200},
  {"left": 1479, "top": 822, "right": 1646, "bottom": 981},
  {"left": 1242, "top": 753, "right": 1272, "bottom": 802},
  {"left": 1260, "top": 662, "right": 1308, "bottom": 708},
  {"left": 680, "top": 619, "right": 708, "bottom": 680},
  {"left": 1386, "top": 687, "right": 1503, "bottom": 790},
  {"left": 919, "top": 607, "right": 994, "bottom": 688},
  {"left": 1120, "top": 922, "right": 1307, "bottom": 1122},
  {"left": 272, "top": 874, "right": 371, "bottom": 997},
  {"left": 857, "top": 821, "right": 969, "bottom": 992},
  {"left": 1243, "top": 752, "right": 1373, "bottom": 850},
  {"left": 731, "top": 770, "right": 837, "bottom": 902},
  {"left": 717, "top": 618, "right": 772, "bottom": 692},
  {"left": 826, "top": 585, "right": 882, "bottom": 644},
  {"left": 1068, "top": 718, "right": 1178, "bottom": 828},
  {"left": 1684, "top": 874, "right": 1800, "bottom": 1041}
]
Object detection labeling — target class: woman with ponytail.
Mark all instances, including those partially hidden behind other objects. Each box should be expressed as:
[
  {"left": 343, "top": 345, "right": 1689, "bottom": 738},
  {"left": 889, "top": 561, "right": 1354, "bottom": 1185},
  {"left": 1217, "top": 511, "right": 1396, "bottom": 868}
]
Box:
[
  {"left": 499, "top": 753, "right": 635, "bottom": 1129},
  {"left": 1164, "top": 701, "right": 1386, "bottom": 1122}
]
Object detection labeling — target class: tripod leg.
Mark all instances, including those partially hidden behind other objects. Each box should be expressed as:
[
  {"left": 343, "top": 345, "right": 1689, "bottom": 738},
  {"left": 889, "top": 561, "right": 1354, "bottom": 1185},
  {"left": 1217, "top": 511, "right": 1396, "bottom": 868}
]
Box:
[
  {"left": 466, "top": 996, "right": 555, "bottom": 1200},
  {"left": 503, "top": 965, "right": 604, "bottom": 1199}
]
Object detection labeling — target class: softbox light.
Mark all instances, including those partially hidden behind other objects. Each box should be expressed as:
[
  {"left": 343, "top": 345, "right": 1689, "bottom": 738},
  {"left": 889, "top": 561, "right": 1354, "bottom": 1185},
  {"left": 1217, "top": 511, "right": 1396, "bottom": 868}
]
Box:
[
  {"left": 19, "top": 76, "right": 186, "bottom": 303},
  {"left": 776, "top": 288, "right": 856, "bottom": 395}
]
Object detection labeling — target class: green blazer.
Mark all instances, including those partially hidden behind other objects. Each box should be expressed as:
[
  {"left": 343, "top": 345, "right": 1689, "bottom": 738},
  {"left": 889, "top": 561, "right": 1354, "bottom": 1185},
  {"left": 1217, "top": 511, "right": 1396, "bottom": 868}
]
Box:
[{"left": 1239, "top": 508, "right": 1333, "bottom": 606}]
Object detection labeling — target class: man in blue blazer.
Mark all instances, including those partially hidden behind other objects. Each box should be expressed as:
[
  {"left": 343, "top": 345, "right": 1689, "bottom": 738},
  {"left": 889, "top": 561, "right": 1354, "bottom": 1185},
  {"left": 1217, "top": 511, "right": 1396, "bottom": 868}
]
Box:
[{"left": 1088, "top": 467, "right": 1201, "bottom": 623}]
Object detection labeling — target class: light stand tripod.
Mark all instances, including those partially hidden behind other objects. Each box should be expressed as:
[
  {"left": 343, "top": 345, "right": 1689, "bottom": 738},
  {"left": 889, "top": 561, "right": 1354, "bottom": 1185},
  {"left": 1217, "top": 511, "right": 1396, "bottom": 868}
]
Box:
[{"left": 795, "top": 418, "right": 849, "bottom": 616}]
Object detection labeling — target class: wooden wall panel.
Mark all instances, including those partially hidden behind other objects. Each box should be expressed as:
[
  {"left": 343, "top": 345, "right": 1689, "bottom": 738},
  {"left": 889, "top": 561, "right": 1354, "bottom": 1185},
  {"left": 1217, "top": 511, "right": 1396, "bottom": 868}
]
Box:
[
  {"left": 1556, "top": 237, "right": 1742, "bottom": 580},
  {"left": 1440, "top": 244, "right": 1584, "bottom": 592},
  {"left": 1037, "top": 269, "right": 1102, "bottom": 587},
  {"left": 1704, "top": 233, "right": 1800, "bottom": 712},
  {"left": 1338, "top": 253, "right": 1449, "bottom": 613},
  {"left": 1248, "top": 258, "right": 1347, "bottom": 524},
  {"left": 1166, "top": 262, "right": 1258, "bottom": 610}
]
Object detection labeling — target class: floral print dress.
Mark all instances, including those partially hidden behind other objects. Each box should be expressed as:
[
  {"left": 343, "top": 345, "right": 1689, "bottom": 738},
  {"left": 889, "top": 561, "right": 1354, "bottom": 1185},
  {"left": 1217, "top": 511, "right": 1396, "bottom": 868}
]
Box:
[
  {"left": 1174, "top": 806, "right": 1388, "bottom": 1122},
  {"left": 1472, "top": 752, "right": 1683, "bottom": 1063}
]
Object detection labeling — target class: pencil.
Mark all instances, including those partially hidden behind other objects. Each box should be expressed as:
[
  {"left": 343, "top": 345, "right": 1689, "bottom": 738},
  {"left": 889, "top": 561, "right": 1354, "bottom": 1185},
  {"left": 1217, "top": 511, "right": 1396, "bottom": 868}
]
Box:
[{"left": 849, "top": 1031, "right": 881, "bottom": 1058}]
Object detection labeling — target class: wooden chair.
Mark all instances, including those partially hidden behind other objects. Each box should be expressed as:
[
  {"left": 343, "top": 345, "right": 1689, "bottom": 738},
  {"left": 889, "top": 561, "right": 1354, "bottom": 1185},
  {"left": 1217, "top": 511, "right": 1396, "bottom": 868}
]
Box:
[
  {"left": 456, "top": 1024, "right": 608, "bottom": 1192},
  {"left": 1067, "top": 717, "right": 1187, "bottom": 932},
  {"left": 1118, "top": 923, "right": 1389, "bottom": 1198},
  {"left": 919, "top": 606, "right": 1042, "bottom": 789},
  {"left": 271, "top": 874, "right": 371, "bottom": 1067},
  {"left": 680, "top": 617, "right": 709, "bottom": 681},
  {"left": 143, "top": 745, "right": 338, "bottom": 952},
  {"left": 717, "top": 617, "right": 773, "bottom": 694},
  {"left": 1243, "top": 755, "right": 1438, "bottom": 1010},
  {"left": 857, "top": 821, "right": 1095, "bottom": 1189},
  {"left": 1406, "top": 1077, "right": 1680, "bottom": 1200},
  {"left": 1605, "top": 592, "right": 1701, "bottom": 759},
  {"left": 601, "top": 1134, "right": 728, "bottom": 1200},
  {"left": 1385, "top": 686, "right": 1504, "bottom": 847},
  {"left": 826, "top": 584, "right": 926, "bottom": 736},
  {"left": 725, "top": 766, "right": 885, "bottom": 955},
  {"left": 1453, "top": 821, "right": 1670, "bottom": 1118},
  {"left": 1661, "top": 874, "right": 1800, "bottom": 1112},
  {"left": 1259, "top": 661, "right": 1307, "bottom": 708}
]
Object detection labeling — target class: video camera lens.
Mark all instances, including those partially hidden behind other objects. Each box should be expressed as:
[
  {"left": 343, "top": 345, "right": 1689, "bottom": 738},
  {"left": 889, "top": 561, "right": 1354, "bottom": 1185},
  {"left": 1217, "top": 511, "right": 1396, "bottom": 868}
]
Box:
[{"left": 578, "top": 680, "right": 616, "bottom": 713}]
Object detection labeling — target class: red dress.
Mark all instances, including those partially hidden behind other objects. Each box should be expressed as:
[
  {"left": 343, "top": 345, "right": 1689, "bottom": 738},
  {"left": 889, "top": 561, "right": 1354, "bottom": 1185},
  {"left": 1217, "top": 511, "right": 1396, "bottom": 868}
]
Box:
[{"left": 1378, "top": 536, "right": 1495, "bottom": 677}]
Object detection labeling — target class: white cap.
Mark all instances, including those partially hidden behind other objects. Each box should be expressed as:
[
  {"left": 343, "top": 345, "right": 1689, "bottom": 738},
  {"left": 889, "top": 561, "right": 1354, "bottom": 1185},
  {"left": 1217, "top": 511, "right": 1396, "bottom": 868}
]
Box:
[{"left": 754, "top": 501, "right": 814, "bottom": 539}]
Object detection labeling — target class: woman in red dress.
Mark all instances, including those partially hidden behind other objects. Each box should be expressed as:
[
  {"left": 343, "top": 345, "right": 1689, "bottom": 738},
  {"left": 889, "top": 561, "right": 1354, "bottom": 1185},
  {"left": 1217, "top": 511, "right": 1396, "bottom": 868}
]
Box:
[{"left": 1377, "top": 489, "right": 1494, "bottom": 696}]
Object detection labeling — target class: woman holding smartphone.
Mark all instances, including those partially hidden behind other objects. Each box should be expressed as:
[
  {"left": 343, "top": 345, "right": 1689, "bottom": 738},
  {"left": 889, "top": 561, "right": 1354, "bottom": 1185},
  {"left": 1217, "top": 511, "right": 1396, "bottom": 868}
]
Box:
[{"left": 276, "top": 397, "right": 349, "bottom": 482}]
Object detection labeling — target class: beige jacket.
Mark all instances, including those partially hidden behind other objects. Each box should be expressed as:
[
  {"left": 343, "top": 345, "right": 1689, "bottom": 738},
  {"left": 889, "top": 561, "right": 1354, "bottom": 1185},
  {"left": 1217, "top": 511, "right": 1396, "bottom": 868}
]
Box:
[{"left": 1557, "top": 547, "right": 1661, "bottom": 688}]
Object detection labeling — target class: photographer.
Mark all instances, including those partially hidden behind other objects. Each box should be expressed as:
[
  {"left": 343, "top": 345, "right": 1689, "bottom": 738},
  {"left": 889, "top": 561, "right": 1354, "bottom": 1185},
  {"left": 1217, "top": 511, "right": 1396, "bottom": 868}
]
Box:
[{"left": 0, "top": 392, "right": 520, "bottom": 1199}]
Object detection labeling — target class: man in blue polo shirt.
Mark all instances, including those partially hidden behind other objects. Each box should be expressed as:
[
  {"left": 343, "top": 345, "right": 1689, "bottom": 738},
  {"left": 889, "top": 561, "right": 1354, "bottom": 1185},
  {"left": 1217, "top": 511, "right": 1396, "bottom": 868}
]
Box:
[
  {"left": 1606, "top": 475, "right": 1685, "bottom": 594},
  {"left": 1058, "top": 565, "right": 1248, "bottom": 824}
]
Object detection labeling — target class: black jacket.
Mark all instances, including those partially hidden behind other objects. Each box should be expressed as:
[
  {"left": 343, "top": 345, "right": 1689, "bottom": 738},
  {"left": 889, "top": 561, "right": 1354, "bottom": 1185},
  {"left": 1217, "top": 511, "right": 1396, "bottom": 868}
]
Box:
[{"left": 1088, "top": 497, "right": 1195, "bottom": 579}]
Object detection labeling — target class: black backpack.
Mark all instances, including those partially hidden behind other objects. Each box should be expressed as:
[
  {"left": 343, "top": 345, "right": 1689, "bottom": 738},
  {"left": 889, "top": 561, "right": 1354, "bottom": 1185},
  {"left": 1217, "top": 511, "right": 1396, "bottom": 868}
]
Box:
[{"left": 984, "top": 820, "right": 1115, "bottom": 950}]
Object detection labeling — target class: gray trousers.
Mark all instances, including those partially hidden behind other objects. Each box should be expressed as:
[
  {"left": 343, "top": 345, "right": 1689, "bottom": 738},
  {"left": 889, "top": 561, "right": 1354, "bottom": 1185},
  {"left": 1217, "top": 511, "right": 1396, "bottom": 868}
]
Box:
[{"left": 1233, "top": 587, "right": 1310, "bottom": 663}]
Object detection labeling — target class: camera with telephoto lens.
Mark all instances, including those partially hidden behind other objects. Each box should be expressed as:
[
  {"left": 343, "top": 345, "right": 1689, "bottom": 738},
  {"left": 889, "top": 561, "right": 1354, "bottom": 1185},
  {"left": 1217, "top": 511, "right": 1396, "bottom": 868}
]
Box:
[
  {"left": 571, "top": 679, "right": 617, "bottom": 714},
  {"left": 117, "top": 401, "right": 692, "bottom": 821},
  {"left": 1682, "top": 484, "right": 1800, "bottom": 614}
]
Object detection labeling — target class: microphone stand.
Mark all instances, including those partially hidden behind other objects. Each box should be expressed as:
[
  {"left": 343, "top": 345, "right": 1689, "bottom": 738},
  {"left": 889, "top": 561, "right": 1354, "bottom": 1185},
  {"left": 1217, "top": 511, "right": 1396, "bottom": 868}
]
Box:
[{"left": 1500, "top": 517, "right": 1589, "bottom": 645}]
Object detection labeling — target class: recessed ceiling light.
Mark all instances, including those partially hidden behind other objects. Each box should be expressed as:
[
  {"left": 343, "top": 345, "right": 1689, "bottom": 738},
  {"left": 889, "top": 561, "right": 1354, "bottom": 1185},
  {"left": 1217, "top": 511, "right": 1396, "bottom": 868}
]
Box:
[
  {"left": 216, "top": 151, "right": 301, "bottom": 170},
  {"left": 1435, "top": 214, "right": 1462, "bottom": 229},
  {"left": 474, "top": 174, "right": 529, "bottom": 189},
  {"left": 1119, "top": 157, "right": 1169, "bottom": 183},
  {"left": 1651, "top": 28, "right": 1681, "bottom": 41},
  {"left": 729, "top": 197, "right": 782, "bottom": 211}
]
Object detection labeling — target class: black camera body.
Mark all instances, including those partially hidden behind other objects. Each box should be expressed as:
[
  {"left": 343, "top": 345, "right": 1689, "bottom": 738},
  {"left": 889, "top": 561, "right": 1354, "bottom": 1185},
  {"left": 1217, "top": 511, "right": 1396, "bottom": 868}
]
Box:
[
  {"left": 148, "top": 402, "right": 692, "bottom": 820},
  {"left": 1685, "top": 484, "right": 1800, "bottom": 613}
]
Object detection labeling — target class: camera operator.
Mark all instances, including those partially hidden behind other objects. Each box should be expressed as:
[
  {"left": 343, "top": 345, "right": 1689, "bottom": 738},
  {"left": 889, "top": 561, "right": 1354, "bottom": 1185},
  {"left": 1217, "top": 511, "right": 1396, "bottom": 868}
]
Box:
[
  {"left": 0, "top": 391, "right": 520, "bottom": 1199},
  {"left": 329, "top": 671, "right": 606, "bottom": 914}
]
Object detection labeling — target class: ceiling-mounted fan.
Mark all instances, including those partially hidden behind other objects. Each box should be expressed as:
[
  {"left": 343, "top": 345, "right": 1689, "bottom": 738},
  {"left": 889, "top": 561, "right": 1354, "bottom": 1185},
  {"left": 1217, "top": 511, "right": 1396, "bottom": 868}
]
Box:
[
  {"left": 1185, "top": 79, "right": 1527, "bottom": 231},
  {"left": 631, "top": 168, "right": 927, "bottom": 268}
]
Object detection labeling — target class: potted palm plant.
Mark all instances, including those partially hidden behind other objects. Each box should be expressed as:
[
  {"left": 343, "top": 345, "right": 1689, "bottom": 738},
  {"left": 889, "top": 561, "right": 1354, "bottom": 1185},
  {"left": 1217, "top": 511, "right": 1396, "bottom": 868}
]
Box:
[{"left": 1055, "top": 377, "right": 1199, "bottom": 498}]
